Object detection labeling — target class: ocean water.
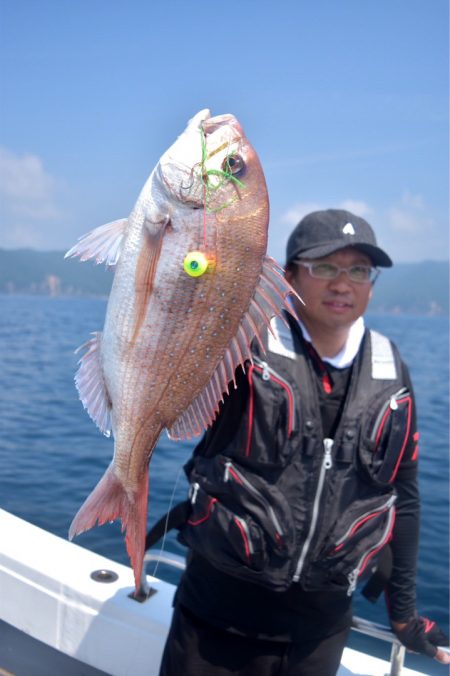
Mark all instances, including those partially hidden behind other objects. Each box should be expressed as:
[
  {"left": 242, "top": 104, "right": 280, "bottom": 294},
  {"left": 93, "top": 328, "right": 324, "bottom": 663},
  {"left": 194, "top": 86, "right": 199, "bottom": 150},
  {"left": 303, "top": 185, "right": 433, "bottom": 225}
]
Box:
[{"left": 0, "top": 294, "right": 448, "bottom": 673}]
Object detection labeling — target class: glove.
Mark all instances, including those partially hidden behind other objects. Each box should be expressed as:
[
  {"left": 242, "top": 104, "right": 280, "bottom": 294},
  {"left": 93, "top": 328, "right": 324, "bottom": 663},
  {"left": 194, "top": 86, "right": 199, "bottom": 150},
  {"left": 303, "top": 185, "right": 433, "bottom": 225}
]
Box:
[{"left": 394, "top": 616, "right": 449, "bottom": 659}]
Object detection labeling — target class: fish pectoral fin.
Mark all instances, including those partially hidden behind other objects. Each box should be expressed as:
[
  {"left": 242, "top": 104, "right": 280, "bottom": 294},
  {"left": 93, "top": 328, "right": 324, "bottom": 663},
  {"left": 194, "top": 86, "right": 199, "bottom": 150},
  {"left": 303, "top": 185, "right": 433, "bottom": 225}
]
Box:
[
  {"left": 131, "top": 221, "right": 169, "bottom": 343},
  {"left": 168, "top": 257, "right": 300, "bottom": 441},
  {"left": 74, "top": 331, "right": 112, "bottom": 436},
  {"left": 143, "top": 208, "right": 171, "bottom": 236},
  {"left": 65, "top": 218, "right": 128, "bottom": 266}
]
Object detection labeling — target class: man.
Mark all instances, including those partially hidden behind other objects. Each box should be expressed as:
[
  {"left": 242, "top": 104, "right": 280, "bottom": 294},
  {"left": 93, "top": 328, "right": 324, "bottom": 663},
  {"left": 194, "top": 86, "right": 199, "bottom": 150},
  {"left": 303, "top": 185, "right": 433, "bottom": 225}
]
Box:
[{"left": 159, "top": 209, "right": 449, "bottom": 675}]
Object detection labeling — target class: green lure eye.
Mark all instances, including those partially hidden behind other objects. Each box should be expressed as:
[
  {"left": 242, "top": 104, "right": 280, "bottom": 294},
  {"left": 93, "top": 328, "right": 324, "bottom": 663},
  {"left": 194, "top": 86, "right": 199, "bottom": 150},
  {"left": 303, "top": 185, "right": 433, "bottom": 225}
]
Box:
[{"left": 183, "top": 251, "right": 209, "bottom": 277}]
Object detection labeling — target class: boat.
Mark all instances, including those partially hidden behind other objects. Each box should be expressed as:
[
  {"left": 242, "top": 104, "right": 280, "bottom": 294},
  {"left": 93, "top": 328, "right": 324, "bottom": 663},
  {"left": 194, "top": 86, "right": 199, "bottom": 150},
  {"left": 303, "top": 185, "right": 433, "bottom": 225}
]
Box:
[{"left": 0, "top": 508, "right": 445, "bottom": 676}]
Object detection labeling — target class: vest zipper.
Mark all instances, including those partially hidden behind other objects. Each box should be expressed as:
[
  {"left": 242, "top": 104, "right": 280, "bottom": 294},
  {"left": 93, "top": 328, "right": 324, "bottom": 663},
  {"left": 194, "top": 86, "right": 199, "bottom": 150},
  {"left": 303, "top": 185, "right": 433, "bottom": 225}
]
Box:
[
  {"left": 369, "top": 387, "right": 408, "bottom": 442},
  {"left": 333, "top": 494, "right": 396, "bottom": 550},
  {"left": 252, "top": 357, "right": 296, "bottom": 433},
  {"left": 292, "top": 438, "right": 334, "bottom": 582},
  {"left": 190, "top": 482, "right": 200, "bottom": 504},
  {"left": 233, "top": 516, "right": 254, "bottom": 561},
  {"left": 346, "top": 503, "right": 396, "bottom": 596},
  {"left": 223, "top": 460, "right": 285, "bottom": 538}
]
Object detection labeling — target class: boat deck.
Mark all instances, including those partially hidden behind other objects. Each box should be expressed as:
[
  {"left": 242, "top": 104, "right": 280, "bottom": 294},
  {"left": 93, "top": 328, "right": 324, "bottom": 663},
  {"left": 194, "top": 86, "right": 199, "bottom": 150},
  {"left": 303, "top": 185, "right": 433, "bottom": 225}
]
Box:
[{"left": 0, "top": 620, "right": 109, "bottom": 676}]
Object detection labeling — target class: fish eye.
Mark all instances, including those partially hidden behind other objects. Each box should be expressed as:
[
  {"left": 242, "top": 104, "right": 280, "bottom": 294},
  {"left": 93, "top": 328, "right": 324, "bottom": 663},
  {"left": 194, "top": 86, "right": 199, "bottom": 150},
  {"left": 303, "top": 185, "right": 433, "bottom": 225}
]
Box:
[{"left": 222, "top": 154, "right": 245, "bottom": 176}]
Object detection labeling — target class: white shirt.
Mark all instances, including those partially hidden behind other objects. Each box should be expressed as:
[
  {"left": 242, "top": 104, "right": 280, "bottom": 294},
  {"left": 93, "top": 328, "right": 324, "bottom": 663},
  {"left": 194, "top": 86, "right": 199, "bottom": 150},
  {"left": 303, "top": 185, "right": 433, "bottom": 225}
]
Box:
[{"left": 298, "top": 317, "right": 365, "bottom": 369}]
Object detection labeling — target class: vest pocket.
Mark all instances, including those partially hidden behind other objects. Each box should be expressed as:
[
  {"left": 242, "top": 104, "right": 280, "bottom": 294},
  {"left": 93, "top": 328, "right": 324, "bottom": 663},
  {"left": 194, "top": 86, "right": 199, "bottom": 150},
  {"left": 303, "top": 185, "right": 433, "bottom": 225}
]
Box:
[
  {"left": 306, "top": 495, "right": 396, "bottom": 594},
  {"left": 238, "top": 358, "right": 296, "bottom": 467},
  {"left": 360, "top": 387, "right": 412, "bottom": 484},
  {"left": 182, "top": 482, "right": 267, "bottom": 574},
  {"left": 179, "top": 455, "right": 296, "bottom": 589},
  {"left": 221, "top": 459, "right": 291, "bottom": 554}
]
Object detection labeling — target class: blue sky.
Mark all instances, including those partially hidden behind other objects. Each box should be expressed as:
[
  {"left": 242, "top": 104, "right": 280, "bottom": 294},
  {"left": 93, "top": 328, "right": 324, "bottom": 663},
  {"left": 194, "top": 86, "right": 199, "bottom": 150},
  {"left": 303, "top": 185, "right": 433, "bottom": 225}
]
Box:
[{"left": 0, "top": 0, "right": 448, "bottom": 263}]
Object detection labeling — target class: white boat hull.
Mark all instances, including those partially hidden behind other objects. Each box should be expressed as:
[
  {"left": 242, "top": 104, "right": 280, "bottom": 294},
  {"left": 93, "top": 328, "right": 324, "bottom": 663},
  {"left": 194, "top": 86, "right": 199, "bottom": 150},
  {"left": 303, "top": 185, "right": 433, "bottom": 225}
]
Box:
[{"left": 0, "top": 508, "right": 427, "bottom": 676}]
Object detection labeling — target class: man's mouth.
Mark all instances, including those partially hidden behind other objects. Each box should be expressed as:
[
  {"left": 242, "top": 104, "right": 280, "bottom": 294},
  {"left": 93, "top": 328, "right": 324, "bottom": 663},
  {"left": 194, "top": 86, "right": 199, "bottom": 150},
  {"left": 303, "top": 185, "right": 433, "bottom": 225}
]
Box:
[{"left": 323, "top": 299, "right": 353, "bottom": 311}]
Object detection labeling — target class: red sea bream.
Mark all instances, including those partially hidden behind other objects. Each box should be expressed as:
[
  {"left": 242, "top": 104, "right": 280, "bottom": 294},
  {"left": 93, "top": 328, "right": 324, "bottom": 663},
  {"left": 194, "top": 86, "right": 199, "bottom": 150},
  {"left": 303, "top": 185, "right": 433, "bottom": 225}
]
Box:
[{"left": 66, "top": 109, "right": 298, "bottom": 591}]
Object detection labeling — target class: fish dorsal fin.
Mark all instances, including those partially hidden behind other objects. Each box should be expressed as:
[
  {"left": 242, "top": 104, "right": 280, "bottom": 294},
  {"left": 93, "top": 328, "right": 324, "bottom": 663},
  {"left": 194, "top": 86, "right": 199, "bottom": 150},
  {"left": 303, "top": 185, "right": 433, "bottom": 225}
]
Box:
[
  {"left": 167, "top": 256, "right": 300, "bottom": 440},
  {"left": 74, "top": 332, "right": 112, "bottom": 437},
  {"left": 65, "top": 218, "right": 128, "bottom": 266}
]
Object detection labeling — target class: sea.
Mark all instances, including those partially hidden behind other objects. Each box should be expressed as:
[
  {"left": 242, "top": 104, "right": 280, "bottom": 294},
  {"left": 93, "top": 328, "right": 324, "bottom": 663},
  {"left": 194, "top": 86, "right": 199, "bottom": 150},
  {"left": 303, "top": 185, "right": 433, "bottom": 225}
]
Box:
[{"left": 1, "top": 294, "right": 448, "bottom": 675}]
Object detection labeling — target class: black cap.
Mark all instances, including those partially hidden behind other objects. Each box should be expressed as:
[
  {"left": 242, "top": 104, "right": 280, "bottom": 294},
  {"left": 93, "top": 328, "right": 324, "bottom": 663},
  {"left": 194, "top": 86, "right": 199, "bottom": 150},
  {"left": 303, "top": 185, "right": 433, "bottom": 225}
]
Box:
[{"left": 285, "top": 209, "right": 392, "bottom": 268}]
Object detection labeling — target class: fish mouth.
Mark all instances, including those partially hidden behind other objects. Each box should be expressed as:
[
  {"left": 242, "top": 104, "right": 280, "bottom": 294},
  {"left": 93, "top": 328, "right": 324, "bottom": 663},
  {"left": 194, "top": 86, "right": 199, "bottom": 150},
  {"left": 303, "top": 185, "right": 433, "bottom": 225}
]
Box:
[
  {"left": 157, "top": 109, "right": 245, "bottom": 207},
  {"left": 186, "top": 108, "right": 211, "bottom": 129},
  {"left": 202, "top": 113, "right": 243, "bottom": 137}
]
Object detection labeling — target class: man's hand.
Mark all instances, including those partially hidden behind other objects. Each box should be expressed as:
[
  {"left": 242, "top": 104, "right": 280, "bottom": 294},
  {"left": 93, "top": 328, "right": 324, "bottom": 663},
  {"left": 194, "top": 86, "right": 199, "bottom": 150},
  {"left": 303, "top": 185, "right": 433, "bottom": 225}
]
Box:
[{"left": 392, "top": 617, "right": 450, "bottom": 664}]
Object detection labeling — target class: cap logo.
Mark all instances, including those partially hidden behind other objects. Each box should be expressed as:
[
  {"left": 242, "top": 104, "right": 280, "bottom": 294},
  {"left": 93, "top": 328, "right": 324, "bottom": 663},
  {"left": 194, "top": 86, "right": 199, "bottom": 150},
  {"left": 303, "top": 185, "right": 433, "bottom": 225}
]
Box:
[{"left": 342, "top": 222, "right": 356, "bottom": 235}]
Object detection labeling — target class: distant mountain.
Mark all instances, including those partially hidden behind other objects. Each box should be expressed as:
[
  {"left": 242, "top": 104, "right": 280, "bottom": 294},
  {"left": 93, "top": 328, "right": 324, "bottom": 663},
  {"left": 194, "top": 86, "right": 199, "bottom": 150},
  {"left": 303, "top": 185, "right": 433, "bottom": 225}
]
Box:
[
  {"left": 369, "top": 261, "right": 448, "bottom": 315},
  {"left": 0, "top": 249, "right": 448, "bottom": 315},
  {"left": 0, "top": 248, "right": 112, "bottom": 296}
]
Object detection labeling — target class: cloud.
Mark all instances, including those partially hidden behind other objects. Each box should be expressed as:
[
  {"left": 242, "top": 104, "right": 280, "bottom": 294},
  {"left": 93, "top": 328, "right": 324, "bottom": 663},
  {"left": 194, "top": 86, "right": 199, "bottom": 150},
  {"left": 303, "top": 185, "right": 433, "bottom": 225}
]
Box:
[
  {"left": 263, "top": 139, "right": 437, "bottom": 172},
  {"left": 269, "top": 198, "right": 373, "bottom": 263},
  {"left": 338, "top": 200, "right": 372, "bottom": 218},
  {"left": 0, "top": 147, "right": 68, "bottom": 248},
  {"left": 387, "top": 190, "right": 430, "bottom": 233},
  {"left": 280, "top": 201, "right": 324, "bottom": 226},
  {"left": 271, "top": 191, "right": 445, "bottom": 264},
  {"left": 0, "top": 147, "right": 64, "bottom": 223},
  {"left": 280, "top": 199, "right": 372, "bottom": 226}
]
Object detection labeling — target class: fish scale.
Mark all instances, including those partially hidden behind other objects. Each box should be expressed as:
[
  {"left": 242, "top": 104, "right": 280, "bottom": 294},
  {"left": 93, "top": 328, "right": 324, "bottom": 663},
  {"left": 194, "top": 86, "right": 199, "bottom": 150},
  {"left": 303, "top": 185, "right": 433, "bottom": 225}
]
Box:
[{"left": 65, "top": 109, "right": 300, "bottom": 591}]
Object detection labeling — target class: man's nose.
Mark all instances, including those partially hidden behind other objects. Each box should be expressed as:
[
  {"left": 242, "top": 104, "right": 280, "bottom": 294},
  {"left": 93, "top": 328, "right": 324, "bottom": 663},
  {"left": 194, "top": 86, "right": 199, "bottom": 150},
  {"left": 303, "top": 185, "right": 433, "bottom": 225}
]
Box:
[{"left": 328, "top": 270, "right": 353, "bottom": 290}]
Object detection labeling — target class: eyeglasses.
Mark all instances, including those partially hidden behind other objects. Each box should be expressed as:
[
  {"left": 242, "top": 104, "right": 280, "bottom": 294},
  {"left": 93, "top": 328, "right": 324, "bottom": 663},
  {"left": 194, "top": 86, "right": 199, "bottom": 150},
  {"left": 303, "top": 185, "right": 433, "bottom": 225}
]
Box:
[{"left": 297, "top": 261, "right": 379, "bottom": 284}]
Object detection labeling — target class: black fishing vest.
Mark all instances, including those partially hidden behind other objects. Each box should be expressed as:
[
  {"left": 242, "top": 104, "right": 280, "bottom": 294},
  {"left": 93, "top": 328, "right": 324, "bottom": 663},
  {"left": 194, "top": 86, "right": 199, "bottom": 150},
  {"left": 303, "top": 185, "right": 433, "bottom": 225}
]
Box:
[{"left": 179, "top": 319, "right": 413, "bottom": 596}]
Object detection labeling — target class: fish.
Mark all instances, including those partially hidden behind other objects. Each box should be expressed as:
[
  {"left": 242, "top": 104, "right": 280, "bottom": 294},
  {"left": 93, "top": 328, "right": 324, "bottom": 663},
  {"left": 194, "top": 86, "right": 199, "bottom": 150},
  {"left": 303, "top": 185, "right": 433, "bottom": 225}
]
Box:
[{"left": 66, "top": 109, "right": 299, "bottom": 592}]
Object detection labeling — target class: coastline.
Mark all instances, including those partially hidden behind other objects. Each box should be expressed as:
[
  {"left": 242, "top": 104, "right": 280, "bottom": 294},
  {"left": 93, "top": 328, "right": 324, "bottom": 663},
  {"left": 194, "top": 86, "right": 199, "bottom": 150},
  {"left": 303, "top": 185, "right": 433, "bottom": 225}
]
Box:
[{"left": 1, "top": 291, "right": 448, "bottom": 317}]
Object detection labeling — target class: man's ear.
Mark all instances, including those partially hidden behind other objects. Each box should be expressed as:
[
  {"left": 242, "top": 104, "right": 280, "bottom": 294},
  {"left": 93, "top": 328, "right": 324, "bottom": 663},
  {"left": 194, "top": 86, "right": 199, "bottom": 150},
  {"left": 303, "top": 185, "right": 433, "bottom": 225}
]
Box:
[{"left": 284, "top": 264, "right": 294, "bottom": 284}]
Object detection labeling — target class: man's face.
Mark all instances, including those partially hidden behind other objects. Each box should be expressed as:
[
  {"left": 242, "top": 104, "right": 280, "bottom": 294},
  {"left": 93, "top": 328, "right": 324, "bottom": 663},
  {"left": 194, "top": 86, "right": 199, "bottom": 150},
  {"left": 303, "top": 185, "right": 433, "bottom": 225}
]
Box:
[{"left": 285, "top": 248, "right": 374, "bottom": 334}]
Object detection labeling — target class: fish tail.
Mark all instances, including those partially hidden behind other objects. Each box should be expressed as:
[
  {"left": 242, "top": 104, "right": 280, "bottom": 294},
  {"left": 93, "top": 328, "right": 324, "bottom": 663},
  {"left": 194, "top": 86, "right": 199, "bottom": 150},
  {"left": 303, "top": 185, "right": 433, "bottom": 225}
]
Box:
[{"left": 69, "top": 463, "right": 149, "bottom": 591}]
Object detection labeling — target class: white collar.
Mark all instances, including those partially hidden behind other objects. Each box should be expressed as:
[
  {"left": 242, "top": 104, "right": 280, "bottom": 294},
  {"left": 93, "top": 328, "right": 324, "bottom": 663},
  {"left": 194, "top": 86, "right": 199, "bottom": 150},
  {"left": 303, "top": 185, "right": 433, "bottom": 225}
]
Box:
[{"left": 298, "top": 316, "right": 365, "bottom": 369}]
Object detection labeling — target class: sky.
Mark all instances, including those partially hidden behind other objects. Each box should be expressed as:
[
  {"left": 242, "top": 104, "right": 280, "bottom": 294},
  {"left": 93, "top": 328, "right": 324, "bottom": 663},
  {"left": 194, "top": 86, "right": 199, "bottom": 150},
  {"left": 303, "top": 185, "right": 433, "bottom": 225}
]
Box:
[{"left": 0, "top": 0, "right": 448, "bottom": 264}]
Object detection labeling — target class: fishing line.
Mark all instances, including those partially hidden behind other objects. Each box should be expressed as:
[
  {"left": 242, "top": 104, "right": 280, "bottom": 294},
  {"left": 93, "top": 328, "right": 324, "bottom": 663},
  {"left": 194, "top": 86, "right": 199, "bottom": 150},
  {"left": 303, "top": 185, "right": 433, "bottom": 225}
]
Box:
[
  {"left": 184, "top": 127, "right": 246, "bottom": 277},
  {"left": 198, "top": 126, "right": 245, "bottom": 250},
  {"left": 149, "top": 464, "right": 184, "bottom": 581},
  {"left": 202, "top": 180, "right": 208, "bottom": 248}
]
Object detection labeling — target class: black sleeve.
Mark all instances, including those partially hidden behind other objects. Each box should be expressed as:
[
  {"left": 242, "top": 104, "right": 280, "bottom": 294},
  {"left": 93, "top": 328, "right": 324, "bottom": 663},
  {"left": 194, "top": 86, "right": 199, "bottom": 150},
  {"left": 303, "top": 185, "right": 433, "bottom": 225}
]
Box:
[{"left": 386, "top": 361, "right": 420, "bottom": 622}]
